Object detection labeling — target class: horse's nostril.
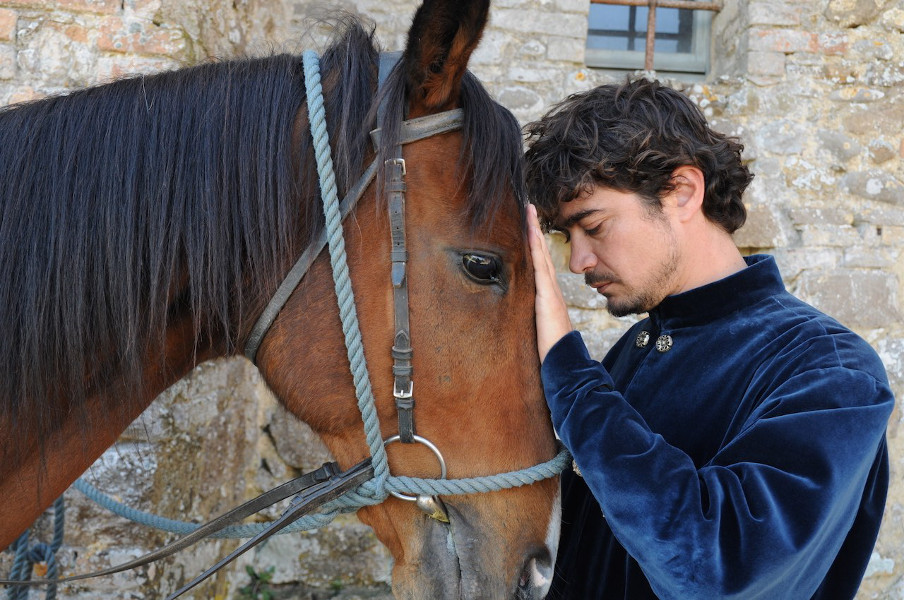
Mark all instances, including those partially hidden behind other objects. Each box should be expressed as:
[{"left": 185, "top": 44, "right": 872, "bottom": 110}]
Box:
[{"left": 517, "top": 549, "right": 553, "bottom": 597}]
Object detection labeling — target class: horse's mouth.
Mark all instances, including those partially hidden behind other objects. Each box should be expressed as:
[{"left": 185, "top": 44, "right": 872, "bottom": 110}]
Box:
[{"left": 399, "top": 500, "right": 554, "bottom": 600}]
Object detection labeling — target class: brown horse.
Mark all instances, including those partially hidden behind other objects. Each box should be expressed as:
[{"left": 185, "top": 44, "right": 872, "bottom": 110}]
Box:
[{"left": 0, "top": 0, "right": 561, "bottom": 598}]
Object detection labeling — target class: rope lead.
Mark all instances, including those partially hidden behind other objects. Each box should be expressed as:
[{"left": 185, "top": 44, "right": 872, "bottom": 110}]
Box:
[{"left": 5, "top": 496, "right": 64, "bottom": 600}]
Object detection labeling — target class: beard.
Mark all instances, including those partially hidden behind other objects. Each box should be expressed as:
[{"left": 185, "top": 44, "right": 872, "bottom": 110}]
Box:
[{"left": 585, "top": 240, "right": 680, "bottom": 318}]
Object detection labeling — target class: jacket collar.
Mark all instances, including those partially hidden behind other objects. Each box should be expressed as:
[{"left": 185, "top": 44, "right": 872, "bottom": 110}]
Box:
[{"left": 649, "top": 254, "right": 785, "bottom": 328}]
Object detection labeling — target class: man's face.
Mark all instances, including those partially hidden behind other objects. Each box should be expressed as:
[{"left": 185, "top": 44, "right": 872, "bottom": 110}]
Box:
[{"left": 554, "top": 186, "right": 681, "bottom": 317}]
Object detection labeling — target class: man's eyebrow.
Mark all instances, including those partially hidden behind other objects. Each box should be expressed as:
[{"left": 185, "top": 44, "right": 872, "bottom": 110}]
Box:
[{"left": 557, "top": 208, "right": 606, "bottom": 230}]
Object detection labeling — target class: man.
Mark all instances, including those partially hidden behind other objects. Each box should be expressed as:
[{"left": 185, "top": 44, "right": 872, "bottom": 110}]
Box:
[{"left": 524, "top": 78, "right": 894, "bottom": 599}]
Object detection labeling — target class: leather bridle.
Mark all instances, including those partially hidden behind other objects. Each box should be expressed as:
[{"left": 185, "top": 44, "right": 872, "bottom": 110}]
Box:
[{"left": 244, "top": 50, "right": 457, "bottom": 511}]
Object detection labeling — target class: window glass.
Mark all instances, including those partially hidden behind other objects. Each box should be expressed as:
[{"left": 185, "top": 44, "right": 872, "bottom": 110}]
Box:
[{"left": 586, "top": 4, "right": 711, "bottom": 74}]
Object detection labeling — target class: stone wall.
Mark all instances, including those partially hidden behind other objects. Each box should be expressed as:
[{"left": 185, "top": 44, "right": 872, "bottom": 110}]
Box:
[{"left": 1, "top": 0, "right": 901, "bottom": 598}]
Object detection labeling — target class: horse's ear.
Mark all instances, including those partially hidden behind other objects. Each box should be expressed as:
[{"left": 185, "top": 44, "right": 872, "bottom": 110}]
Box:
[{"left": 402, "top": 0, "right": 489, "bottom": 115}]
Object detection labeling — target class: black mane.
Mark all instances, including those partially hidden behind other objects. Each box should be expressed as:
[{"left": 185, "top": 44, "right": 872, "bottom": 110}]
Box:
[{"left": 0, "top": 18, "right": 525, "bottom": 454}]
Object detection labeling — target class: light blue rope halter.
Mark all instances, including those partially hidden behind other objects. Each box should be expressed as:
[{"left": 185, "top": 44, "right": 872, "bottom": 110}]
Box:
[{"left": 70, "top": 49, "right": 570, "bottom": 538}]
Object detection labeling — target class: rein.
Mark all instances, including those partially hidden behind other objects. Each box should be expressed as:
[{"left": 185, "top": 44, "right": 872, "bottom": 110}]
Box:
[{"left": 1, "top": 50, "right": 570, "bottom": 597}]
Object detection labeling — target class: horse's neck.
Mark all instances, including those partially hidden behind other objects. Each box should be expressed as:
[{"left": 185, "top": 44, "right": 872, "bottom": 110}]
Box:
[{"left": 0, "top": 308, "right": 216, "bottom": 551}]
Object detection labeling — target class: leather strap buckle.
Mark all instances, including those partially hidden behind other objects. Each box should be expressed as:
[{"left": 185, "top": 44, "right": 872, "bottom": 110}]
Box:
[
  {"left": 385, "top": 157, "right": 406, "bottom": 176},
  {"left": 393, "top": 380, "right": 413, "bottom": 399}
]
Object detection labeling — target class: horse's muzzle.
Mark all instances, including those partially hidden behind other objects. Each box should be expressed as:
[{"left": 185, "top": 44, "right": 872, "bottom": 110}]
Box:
[{"left": 391, "top": 496, "right": 558, "bottom": 600}]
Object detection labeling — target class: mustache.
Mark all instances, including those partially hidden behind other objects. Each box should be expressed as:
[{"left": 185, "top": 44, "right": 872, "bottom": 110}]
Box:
[{"left": 585, "top": 271, "right": 618, "bottom": 287}]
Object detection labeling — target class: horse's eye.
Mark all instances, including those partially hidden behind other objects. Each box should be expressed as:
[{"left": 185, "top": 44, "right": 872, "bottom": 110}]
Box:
[{"left": 461, "top": 252, "right": 502, "bottom": 284}]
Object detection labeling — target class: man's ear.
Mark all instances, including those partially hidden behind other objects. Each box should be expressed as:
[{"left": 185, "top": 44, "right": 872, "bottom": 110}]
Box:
[{"left": 668, "top": 165, "right": 705, "bottom": 222}]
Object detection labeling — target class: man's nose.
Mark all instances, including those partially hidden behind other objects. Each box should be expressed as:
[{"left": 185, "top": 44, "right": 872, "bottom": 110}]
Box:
[{"left": 568, "top": 236, "right": 597, "bottom": 274}]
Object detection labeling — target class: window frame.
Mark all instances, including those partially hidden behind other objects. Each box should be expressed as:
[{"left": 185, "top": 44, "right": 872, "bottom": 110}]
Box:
[{"left": 585, "top": 0, "right": 721, "bottom": 74}]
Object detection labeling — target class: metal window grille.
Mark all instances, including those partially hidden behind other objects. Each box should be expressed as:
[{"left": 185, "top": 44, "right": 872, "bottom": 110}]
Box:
[{"left": 589, "top": 0, "right": 722, "bottom": 71}]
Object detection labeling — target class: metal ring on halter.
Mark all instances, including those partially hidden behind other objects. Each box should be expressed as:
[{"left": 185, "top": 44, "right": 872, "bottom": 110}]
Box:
[{"left": 383, "top": 434, "right": 447, "bottom": 501}]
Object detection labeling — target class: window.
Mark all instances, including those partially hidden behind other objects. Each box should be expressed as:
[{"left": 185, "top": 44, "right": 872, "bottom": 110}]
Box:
[{"left": 586, "top": 1, "right": 718, "bottom": 74}]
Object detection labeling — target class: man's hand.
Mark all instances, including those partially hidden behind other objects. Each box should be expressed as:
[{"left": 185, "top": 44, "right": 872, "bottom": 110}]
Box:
[{"left": 527, "top": 204, "right": 573, "bottom": 363}]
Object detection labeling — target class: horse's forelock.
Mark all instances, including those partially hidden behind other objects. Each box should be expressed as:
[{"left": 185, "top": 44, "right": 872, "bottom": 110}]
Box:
[
  {"left": 460, "top": 72, "right": 528, "bottom": 234},
  {"left": 373, "top": 68, "right": 526, "bottom": 237}
]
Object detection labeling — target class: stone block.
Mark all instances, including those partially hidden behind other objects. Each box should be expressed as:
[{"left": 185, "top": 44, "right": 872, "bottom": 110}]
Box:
[
  {"left": 470, "top": 28, "right": 506, "bottom": 65},
  {"left": 561, "top": 68, "right": 601, "bottom": 98},
  {"left": 492, "top": 8, "right": 586, "bottom": 38},
  {"left": 268, "top": 405, "right": 333, "bottom": 472},
  {"left": 6, "top": 84, "right": 39, "bottom": 104},
  {"left": 795, "top": 269, "right": 900, "bottom": 329},
  {"left": 559, "top": 271, "right": 607, "bottom": 311},
  {"left": 14, "top": 20, "right": 97, "bottom": 88},
  {"left": 841, "top": 171, "right": 904, "bottom": 205},
  {"left": 581, "top": 327, "right": 635, "bottom": 361},
  {"left": 491, "top": 0, "right": 533, "bottom": 7},
  {"left": 823, "top": 62, "right": 858, "bottom": 84},
  {"left": 842, "top": 247, "right": 894, "bottom": 268},
  {"left": 817, "top": 32, "right": 849, "bottom": 56},
  {"left": 0, "top": 9, "right": 15, "bottom": 42},
  {"left": 749, "top": 28, "right": 817, "bottom": 54},
  {"left": 2, "top": 0, "right": 117, "bottom": 13},
  {"left": 508, "top": 65, "right": 560, "bottom": 84},
  {"left": 830, "top": 87, "right": 885, "bottom": 102},
  {"left": 97, "top": 16, "right": 189, "bottom": 56},
  {"left": 799, "top": 224, "right": 864, "bottom": 247},
  {"left": 58, "top": 0, "right": 119, "bottom": 13},
  {"left": 864, "top": 61, "right": 904, "bottom": 88},
  {"left": 772, "top": 247, "right": 838, "bottom": 281},
  {"left": 880, "top": 225, "right": 904, "bottom": 245},
  {"left": 94, "top": 54, "right": 180, "bottom": 82},
  {"left": 497, "top": 85, "right": 544, "bottom": 113},
  {"left": 868, "top": 139, "right": 897, "bottom": 164},
  {"left": 0, "top": 0, "right": 50, "bottom": 7},
  {"left": 841, "top": 101, "right": 904, "bottom": 138},
  {"left": 825, "top": 0, "right": 885, "bottom": 27},
  {"left": 554, "top": 0, "right": 591, "bottom": 13},
  {"left": 876, "top": 336, "right": 904, "bottom": 390},
  {"left": 817, "top": 129, "right": 862, "bottom": 163},
  {"left": 756, "top": 119, "right": 806, "bottom": 154},
  {"left": 787, "top": 206, "right": 853, "bottom": 226},
  {"left": 853, "top": 38, "right": 895, "bottom": 61},
  {"left": 880, "top": 5, "right": 904, "bottom": 32},
  {"left": 124, "top": 0, "right": 163, "bottom": 11},
  {"left": 855, "top": 204, "right": 904, "bottom": 228},
  {"left": 732, "top": 202, "right": 786, "bottom": 249},
  {"left": 254, "top": 519, "right": 392, "bottom": 588},
  {"left": 748, "top": 0, "right": 802, "bottom": 26},
  {"left": 547, "top": 35, "right": 585, "bottom": 63},
  {"left": 746, "top": 50, "right": 785, "bottom": 79},
  {"left": 0, "top": 44, "right": 13, "bottom": 79},
  {"left": 516, "top": 38, "right": 546, "bottom": 59}
]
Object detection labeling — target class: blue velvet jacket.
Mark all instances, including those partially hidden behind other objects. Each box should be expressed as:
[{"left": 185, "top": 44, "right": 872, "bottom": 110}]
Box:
[{"left": 543, "top": 255, "right": 894, "bottom": 600}]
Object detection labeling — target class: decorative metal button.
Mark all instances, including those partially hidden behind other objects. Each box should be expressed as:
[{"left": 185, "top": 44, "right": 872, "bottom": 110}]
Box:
[
  {"left": 655, "top": 334, "right": 673, "bottom": 353},
  {"left": 635, "top": 331, "right": 650, "bottom": 348}
]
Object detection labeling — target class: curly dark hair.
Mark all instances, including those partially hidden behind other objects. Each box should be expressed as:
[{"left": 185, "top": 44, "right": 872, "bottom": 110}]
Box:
[{"left": 524, "top": 78, "right": 753, "bottom": 233}]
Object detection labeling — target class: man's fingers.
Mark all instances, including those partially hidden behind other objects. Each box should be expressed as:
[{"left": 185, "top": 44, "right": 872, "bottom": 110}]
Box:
[
  {"left": 527, "top": 204, "right": 555, "bottom": 281},
  {"left": 527, "top": 203, "right": 573, "bottom": 362}
]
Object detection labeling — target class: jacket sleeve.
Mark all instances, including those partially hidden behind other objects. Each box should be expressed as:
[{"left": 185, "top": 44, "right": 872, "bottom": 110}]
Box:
[{"left": 542, "top": 331, "right": 894, "bottom": 600}]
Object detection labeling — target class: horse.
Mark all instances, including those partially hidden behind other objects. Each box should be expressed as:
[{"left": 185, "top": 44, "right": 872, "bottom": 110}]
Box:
[{"left": 0, "top": 0, "right": 563, "bottom": 598}]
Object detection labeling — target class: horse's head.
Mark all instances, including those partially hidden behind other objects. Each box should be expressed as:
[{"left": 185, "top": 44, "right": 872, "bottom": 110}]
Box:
[{"left": 256, "top": 1, "right": 560, "bottom": 598}]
